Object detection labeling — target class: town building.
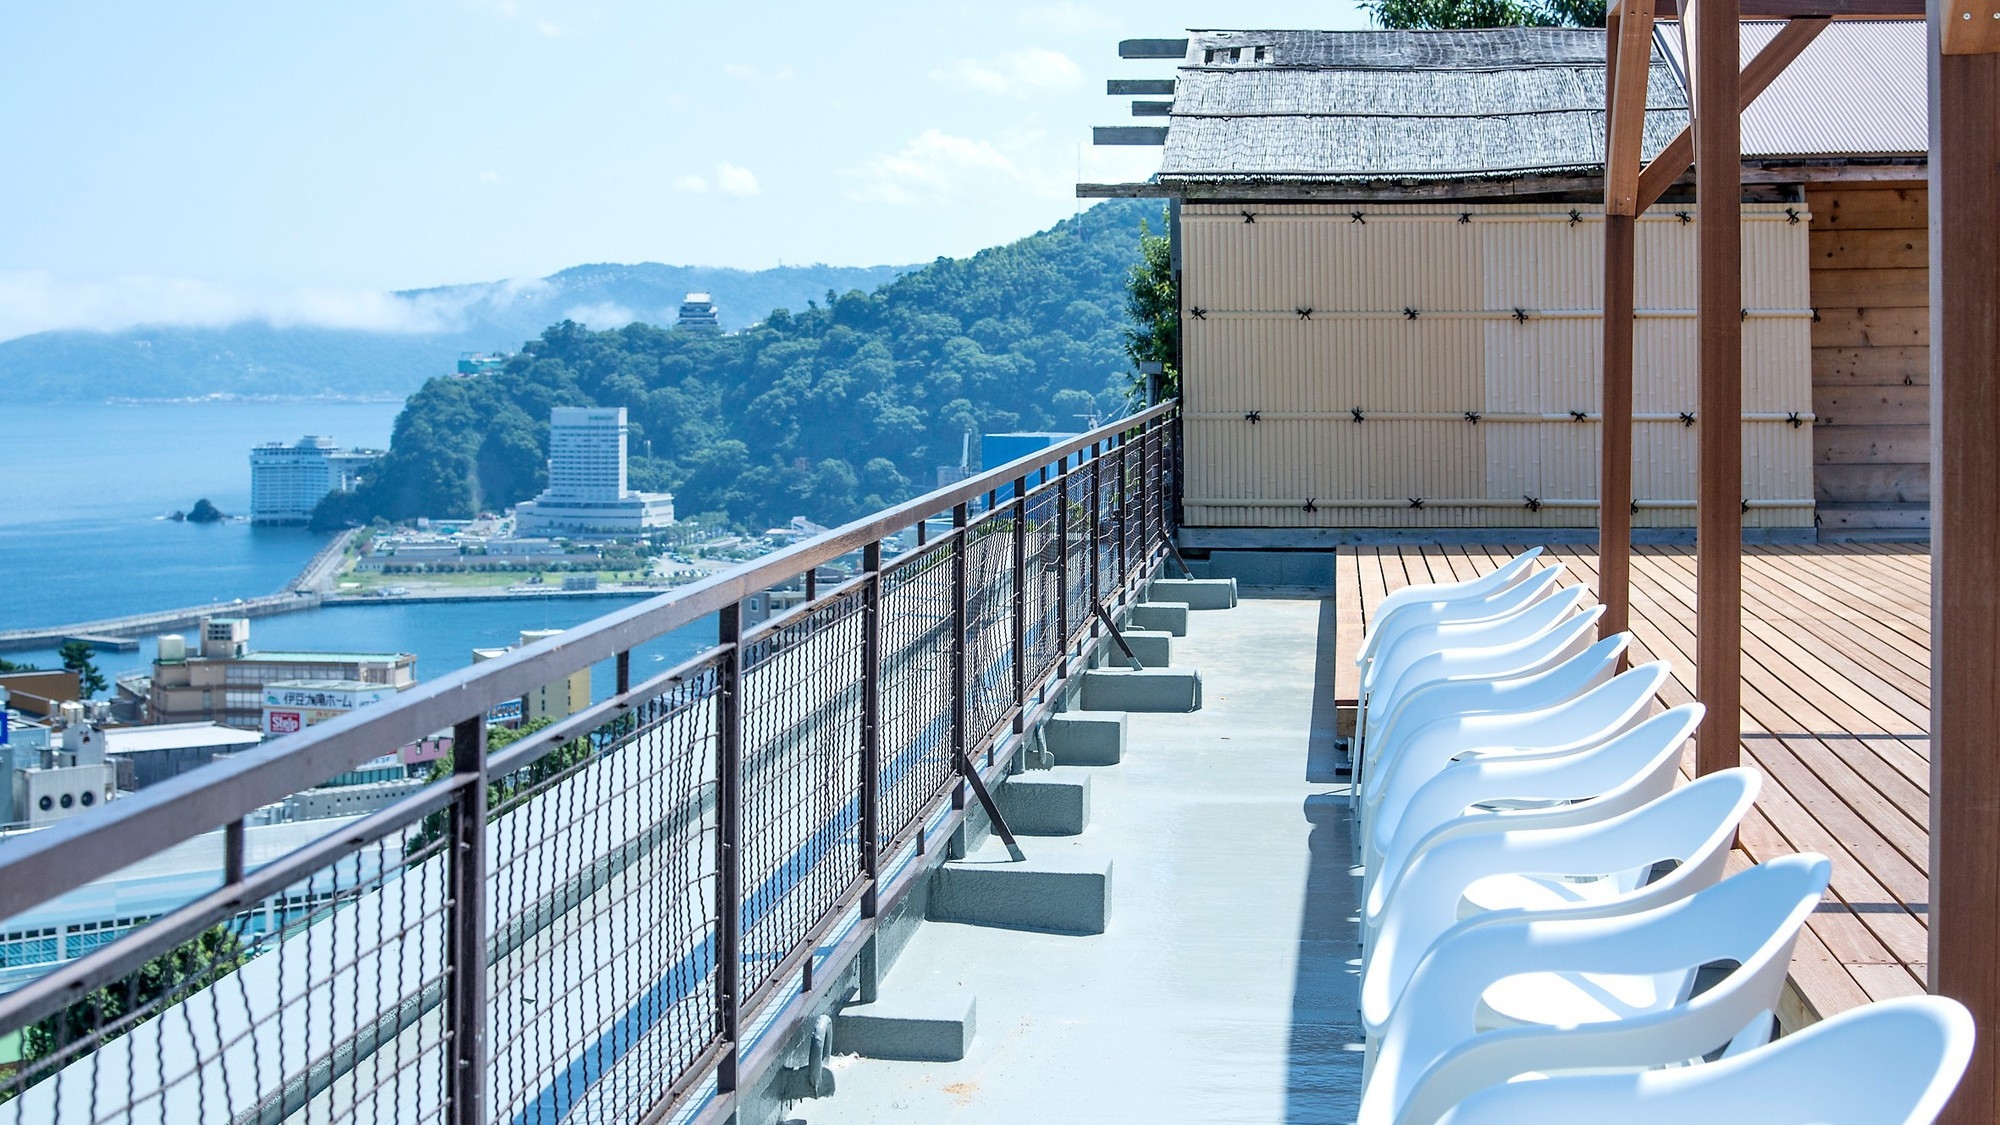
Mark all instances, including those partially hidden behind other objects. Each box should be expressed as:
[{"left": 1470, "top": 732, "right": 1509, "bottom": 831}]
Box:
[
  {"left": 675, "top": 292, "right": 722, "bottom": 332},
  {"left": 472, "top": 629, "right": 590, "bottom": 724},
  {"left": 0, "top": 669, "right": 82, "bottom": 721},
  {"left": 512, "top": 407, "right": 676, "bottom": 535},
  {"left": 139, "top": 617, "right": 416, "bottom": 729},
  {"left": 455, "top": 351, "right": 511, "bottom": 376},
  {"left": 258, "top": 679, "right": 399, "bottom": 738},
  {"left": 7, "top": 703, "right": 117, "bottom": 828},
  {"left": 249, "top": 435, "right": 383, "bottom": 524},
  {"left": 102, "top": 721, "right": 263, "bottom": 790}
]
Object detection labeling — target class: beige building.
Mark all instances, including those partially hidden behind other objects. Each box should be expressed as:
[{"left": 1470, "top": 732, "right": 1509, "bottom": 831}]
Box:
[
  {"left": 473, "top": 629, "right": 590, "bottom": 725},
  {"left": 142, "top": 618, "right": 416, "bottom": 729},
  {"left": 1087, "top": 22, "right": 1928, "bottom": 541}
]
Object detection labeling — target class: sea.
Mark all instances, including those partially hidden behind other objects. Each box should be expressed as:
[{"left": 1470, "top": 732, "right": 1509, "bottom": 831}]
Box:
[{"left": 0, "top": 400, "right": 713, "bottom": 699}]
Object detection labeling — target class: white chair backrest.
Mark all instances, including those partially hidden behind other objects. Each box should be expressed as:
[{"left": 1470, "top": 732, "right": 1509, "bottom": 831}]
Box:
[
  {"left": 1435, "top": 995, "right": 1975, "bottom": 1125},
  {"left": 1362, "top": 568, "right": 1569, "bottom": 697},
  {"left": 1366, "top": 704, "right": 1704, "bottom": 917},
  {"left": 1362, "top": 587, "right": 1589, "bottom": 724},
  {"left": 1365, "top": 854, "right": 1833, "bottom": 1125},
  {"left": 1362, "top": 633, "right": 1628, "bottom": 779},
  {"left": 1363, "top": 661, "right": 1671, "bottom": 838},
  {"left": 1361, "top": 768, "right": 1762, "bottom": 1034},
  {"left": 1360, "top": 548, "right": 1545, "bottom": 663},
  {"left": 1359, "top": 605, "right": 1605, "bottom": 753},
  {"left": 1360, "top": 562, "right": 1567, "bottom": 681}
]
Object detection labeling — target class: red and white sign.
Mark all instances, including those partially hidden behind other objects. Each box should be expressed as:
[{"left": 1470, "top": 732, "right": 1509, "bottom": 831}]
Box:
[{"left": 266, "top": 711, "right": 303, "bottom": 735}]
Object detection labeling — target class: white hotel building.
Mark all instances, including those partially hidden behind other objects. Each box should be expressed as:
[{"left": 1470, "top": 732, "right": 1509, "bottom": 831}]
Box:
[
  {"left": 249, "top": 436, "right": 381, "bottom": 523},
  {"left": 513, "top": 407, "right": 675, "bottom": 535}
]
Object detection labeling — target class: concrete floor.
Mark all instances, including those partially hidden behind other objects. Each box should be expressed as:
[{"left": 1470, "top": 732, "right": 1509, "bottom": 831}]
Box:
[{"left": 808, "top": 596, "right": 1365, "bottom": 1124}]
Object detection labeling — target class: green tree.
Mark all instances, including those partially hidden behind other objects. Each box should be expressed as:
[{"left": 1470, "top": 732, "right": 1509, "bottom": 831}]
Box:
[
  {"left": 1363, "top": 0, "right": 1604, "bottom": 27},
  {"left": 0, "top": 657, "right": 39, "bottom": 672},
  {"left": 59, "top": 641, "right": 107, "bottom": 698},
  {"left": 1123, "top": 213, "right": 1179, "bottom": 401},
  {"left": 22, "top": 927, "right": 247, "bottom": 1074}
]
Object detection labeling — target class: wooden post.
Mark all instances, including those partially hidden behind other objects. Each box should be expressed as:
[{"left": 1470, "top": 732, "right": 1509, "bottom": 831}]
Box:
[
  {"left": 1929, "top": 12, "right": 2000, "bottom": 1121},
  {"left": 1685, "top": 0, "right": 1743, "bottom": 774},
  {"left": 1601, "top": 0, "right": 1655, "bottom": 639}
]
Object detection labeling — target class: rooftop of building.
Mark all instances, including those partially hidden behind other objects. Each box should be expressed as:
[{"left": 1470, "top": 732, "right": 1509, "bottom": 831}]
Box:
[
  {"left": 101, "top": 723, "right": 264, "bottom": 754},
  {"left": 233, "top": 650, "right": 415, "bottom": 665}
]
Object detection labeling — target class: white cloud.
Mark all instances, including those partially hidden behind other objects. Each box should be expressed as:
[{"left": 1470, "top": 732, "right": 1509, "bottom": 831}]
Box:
[
  {"left": 561, "top": 302, "right": 639, "bottom": 329},
  {"left": 477, "top": 169, "right": 501, "bottom": 184},
  {"left": 931, "top": 47, "right": 1082, "bottom": 97},
  {"left": 0, "top": 271, "right": 476, "bottom": 343},
  {"left": 1017, "top": 3, "right": 1119, "bottom": 34},
  {"left": 672, "top": 173, "right": 709, "bottom": 193},
  {"left": 845, "top": 130, "right": 1068, "bottom": 206},
  {"left": 715, "top": 163, "right": 760, "bottom": 197}
]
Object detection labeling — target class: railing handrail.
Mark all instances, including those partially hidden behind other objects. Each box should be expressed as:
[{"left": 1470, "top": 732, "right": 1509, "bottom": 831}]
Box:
[{"left": 0, "top": 401, "right": 1177, "bottom": 925}]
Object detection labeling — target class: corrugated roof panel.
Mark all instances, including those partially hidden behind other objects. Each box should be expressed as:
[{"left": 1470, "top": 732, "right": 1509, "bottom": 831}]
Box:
[{"left": 1653, "top": 20, "right": 1925, "bottom": 158}]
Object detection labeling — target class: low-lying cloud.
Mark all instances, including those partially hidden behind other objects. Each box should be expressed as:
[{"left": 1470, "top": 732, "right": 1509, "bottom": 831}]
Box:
[
  {"left": 845, "top": 130, "right": 1069, "bottom": 207},
  {"left": 0, "top": 270, "right": 528, "bottom": 343}
]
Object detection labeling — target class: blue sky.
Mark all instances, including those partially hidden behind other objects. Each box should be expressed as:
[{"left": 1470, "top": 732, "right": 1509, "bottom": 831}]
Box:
[{"left": 0, "top": 1, "right": 1369, "bottom": 341}]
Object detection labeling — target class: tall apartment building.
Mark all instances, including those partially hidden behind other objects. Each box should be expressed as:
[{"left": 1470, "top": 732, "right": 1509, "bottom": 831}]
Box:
[
  {"left": 512, "top": 407, "right": 675, "bottom": 535},
  {"left": 249, "top": 435, "right": 382, "bottom": 523},
  {"left": 675, "top": 292, "right": 722, "bottom": 333},
  {"left": 141, "top": 618, "right": 417, "bottom": 730}
]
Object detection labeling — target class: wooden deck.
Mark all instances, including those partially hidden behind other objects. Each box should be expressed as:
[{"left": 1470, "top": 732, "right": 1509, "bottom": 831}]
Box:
[{"left": 1334, "top": 541, "right": 1932, "bottom": 1030}]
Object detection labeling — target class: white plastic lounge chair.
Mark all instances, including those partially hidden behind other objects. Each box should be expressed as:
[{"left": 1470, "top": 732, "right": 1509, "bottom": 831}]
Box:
[
  {"left": 1365, "top": 705, "right": 1704, "bottom": 928},
  {"left": 1360, "top": 547, "right": 1545, "bottom": 664},
  {"left": 1355, "top": 605, "right": 1606, "bottom": 772},
  {"left": 1362, "top": 854, "right": 1833, "bottom": 1125},
  {"left": 1361, "top": 768, "right": 1762, "bottom": 1040},
  {"left": 1435, "top": 994, "right": 1975, "bottom": 1125},
  {"left": 1359, "top": 562, "right": 1567, "bottom": 693},
  {"left": 1362, "top": 663, "right": 1671, "bottom": 874}
]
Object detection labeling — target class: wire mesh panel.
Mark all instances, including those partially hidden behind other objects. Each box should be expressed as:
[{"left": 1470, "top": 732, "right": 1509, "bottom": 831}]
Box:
[
  {"left": 1122, "top": 437, "right": 1147, "bottom": 582},
  {"left": 1064, "top": 466, "right": 1093, "bottom": 631},
  {"left": 877, "top": 545, "right": 956, "bottom": 847},
  {"left": 1096, "top": 449, "right": 1122, "bottom": 604},
  {"left": 736, "top": 592, "right": 865, "bottom": 1001},
  {"left": 485, "top": 665, "right": 723, "bottom": 1124},
  {"left": 1022, "top": 483, "right": 1065, "bottom": 685},
  {"left": 961, "top": 520, "right": 1017, "bottom": 745},
  {"left": 1, "top": 819, "right": 455, "bottom": 1125}
]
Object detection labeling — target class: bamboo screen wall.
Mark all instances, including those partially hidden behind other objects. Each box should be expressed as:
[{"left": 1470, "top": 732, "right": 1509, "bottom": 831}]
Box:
[{"left": 1179, "top": 201, "right": 1815, "bottom": 529}]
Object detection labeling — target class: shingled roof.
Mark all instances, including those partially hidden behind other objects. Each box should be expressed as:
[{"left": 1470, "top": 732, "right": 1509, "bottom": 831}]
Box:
[{"left": 1155, "top": 28, "right": 1689, "bottom": 186}]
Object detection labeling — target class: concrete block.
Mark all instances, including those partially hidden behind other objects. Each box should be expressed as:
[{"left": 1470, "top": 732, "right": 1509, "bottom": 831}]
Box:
[
  {"left": 1149, "top": 577, "right": 1238, "bottom": 610},
  {"left": 1121, "top": 629, "right": 1173, "bottom": 667},
  {"left": 834, "top": 994, "right": 977, "bottom": 1062},
  {"left": 1127, "top": 601, "right": 1189, "bottom": 636},
  {"left": 929, "top": 855, "right": 1112, "bottom": 935},
  {"left": 997, "top": 769, "right": 1091, "bottom": 835},
  {"left": 1080, "top": 668, "right": 1202, "bottom": 713},
  {"left": 1041, "top": 711, "right": 1125, "bottom": 766}
]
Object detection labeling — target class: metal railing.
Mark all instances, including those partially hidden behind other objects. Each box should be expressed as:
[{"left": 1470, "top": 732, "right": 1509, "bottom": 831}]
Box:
[{"left": 0, "top": 402, "right": 1182, "bottom": 1125}]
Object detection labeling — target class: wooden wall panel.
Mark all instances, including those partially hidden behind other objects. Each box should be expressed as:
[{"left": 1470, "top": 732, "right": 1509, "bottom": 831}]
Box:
[{"left": 1807, "top": 185, "right": 1931, "bottom": 530}]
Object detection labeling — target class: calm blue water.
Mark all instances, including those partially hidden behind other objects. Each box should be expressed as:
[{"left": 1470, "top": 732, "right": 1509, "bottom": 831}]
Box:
[{"left": 0, "top": 401, "right": 715, "bottom": 701}]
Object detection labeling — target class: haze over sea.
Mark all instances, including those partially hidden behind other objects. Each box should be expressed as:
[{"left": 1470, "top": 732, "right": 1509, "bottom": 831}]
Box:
[{"left": 1, "top": 400, "right": 711, "bottom": 696}]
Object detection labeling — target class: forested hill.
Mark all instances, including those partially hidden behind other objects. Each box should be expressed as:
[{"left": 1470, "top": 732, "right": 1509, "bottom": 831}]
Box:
[{"left": 324, "top": 199, "right": 1161, "bottom": 531}]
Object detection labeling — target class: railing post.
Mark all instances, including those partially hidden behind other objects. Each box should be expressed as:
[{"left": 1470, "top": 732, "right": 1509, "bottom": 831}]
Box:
[
  {"left": 859, "top": 542, "right": 882, "bottom": 919},
  {"left": 615, "top": 649, "right": 630, "bottom": 695},
  {"left": 715, "top": 602, "right": 744, "bottom": 1092},
  {"left": 1011, "top": 475, "right": 1028, "bottom": 738},
  {"left": 950, "top": 503, "right": 969, "bottom": 811},
  {"left": 1171, "top": 407, "right": 1184, "bottom": 536},
  {"left": 1089, "top": 443, "right": 1103, "bottom": 619},
  {"left": 447, "top": 714, "right": 488, "bottom": 1125},
  {"left": 1055, "top": 460, "right": 1071, "bottom": 675}
]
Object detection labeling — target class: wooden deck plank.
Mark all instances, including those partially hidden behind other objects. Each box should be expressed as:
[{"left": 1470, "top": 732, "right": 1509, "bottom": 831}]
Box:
[{"left": 1337, "top": 541, "right": 1934, "bottom": 1026}]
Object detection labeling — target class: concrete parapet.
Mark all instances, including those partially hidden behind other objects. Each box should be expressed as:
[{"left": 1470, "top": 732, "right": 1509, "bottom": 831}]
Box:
[
  {"left": 997, "top": 769, "right": 1091, "bottom": 836},
  {"left": 1149, "top": 577, "right": 1239, "bottom": 610},
  {"left": 929, "top": 854, "right": 1113, "bottom": 935},
  {"left": 1080, "top": 668, "right": 1202, "bottom": 713},
  {"left": 1127, "top": 602, "right": 1189, "bottom": 636},
  {"left": 1041, "top": 712, "right": 1126, "bottom": 766},
  {"left": 834, "top": 994, "right": 977, "bottom": 1062}
]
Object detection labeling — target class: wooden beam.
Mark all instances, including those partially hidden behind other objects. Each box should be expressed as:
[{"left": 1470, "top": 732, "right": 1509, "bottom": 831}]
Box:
[
  {"left": 1688, "top": 0, "right": 1745, "bottom": 775},
  {"left": 1638, "top": 17, "right": 1832, "bottom": 213},
  {"left": 1107, "top": 79, "right": 1176, "bottom": 95},
  {"left": 1119, "top": 39, "right": 1188, "bottom": 59},
  {"left": 1929, "top": 13, "right": 2000, "bottom": 1125},
  {"left": 1093, "top": 126, "right": 1169, "bottom": 146},
  {"left": 1655, "top": 0, "right": 1920, "bottom": 13},
  {"left": 1601, "top": 0, "right": 1655, "bottom": 639},
  {"left": 1606, "top": 0, "right": 1660, "bottom": 215},
  {"left": 1131, "top": 100, "right": 1173, "bottom": 117}
]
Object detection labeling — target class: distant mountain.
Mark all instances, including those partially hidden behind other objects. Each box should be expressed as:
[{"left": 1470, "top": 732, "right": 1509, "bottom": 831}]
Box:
[{"left": 0, "top": 262, "right": 913, "bottom": 404}]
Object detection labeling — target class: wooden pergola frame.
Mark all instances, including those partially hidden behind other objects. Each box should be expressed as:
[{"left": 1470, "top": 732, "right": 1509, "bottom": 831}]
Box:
[{"left": 1598, "top": 0, "right": 1999, "bottom": 1116}]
